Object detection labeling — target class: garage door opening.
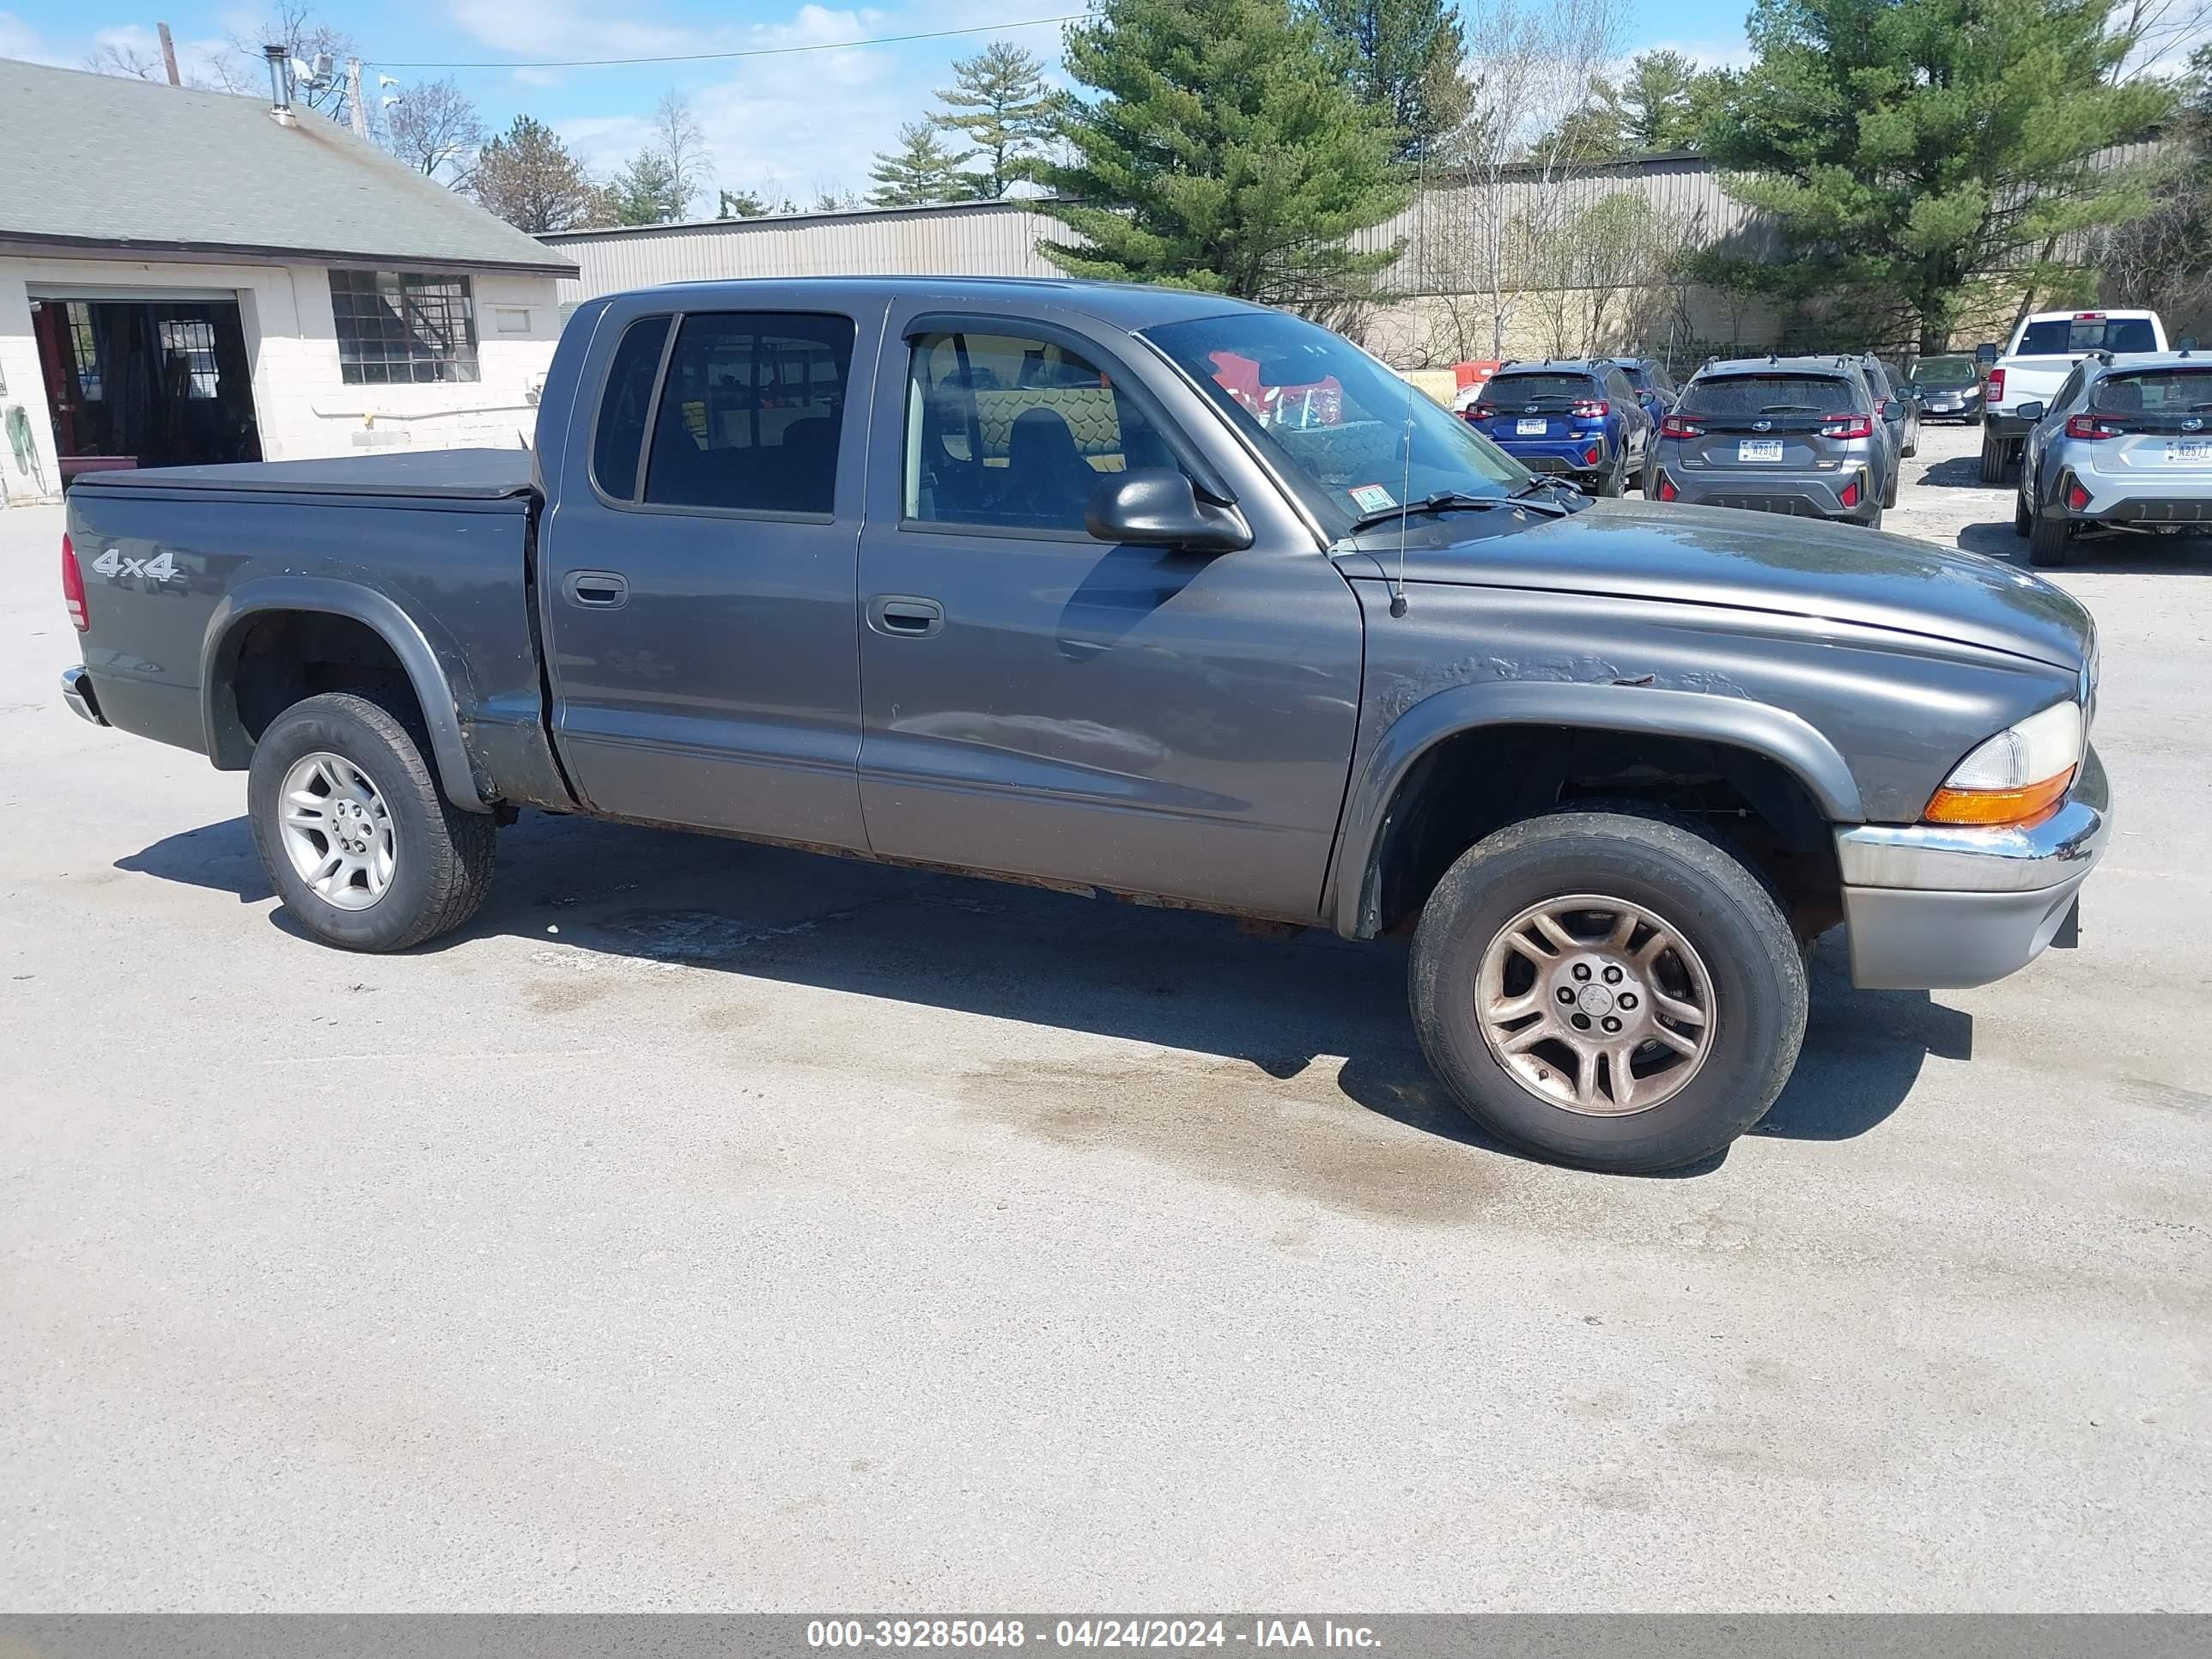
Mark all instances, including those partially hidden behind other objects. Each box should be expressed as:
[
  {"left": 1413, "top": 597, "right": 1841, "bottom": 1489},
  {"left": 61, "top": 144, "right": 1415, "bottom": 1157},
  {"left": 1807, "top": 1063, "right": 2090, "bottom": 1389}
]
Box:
[{"left": 30, "top": 295, "right": 263, "bottom": 485}]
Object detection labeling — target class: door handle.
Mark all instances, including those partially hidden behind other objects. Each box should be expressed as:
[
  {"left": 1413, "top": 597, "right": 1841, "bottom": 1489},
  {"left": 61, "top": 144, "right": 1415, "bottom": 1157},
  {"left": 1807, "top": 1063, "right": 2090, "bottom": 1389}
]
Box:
[
  {"left": 868, "top": 594, "right": 944, "bottom": 638},
  {"left": 564, "top": 570, "right": 629, "bottom": 608}
]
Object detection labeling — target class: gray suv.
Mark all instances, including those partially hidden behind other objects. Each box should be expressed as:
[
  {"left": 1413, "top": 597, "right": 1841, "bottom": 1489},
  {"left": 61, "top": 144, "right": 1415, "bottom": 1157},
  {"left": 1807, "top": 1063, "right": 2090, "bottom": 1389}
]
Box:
[
  {"left": 2014, "top": 349, "right": 2212, "bottom": 566},
  {"left": 1648, "top": 356, "right": 1891, "bottom": 526}
]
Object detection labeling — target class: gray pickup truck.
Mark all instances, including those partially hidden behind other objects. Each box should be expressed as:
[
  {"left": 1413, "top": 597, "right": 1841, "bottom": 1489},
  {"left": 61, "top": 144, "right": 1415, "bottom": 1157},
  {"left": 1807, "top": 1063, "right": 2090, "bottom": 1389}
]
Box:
[{"left": 58, "top": 277, "right": 2110, "bottom": 1173}]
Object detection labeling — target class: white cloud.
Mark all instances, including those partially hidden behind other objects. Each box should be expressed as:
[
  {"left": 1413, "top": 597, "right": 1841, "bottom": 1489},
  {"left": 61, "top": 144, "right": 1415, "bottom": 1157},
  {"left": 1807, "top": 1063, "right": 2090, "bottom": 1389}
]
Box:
[
  {"left": 1636, "top": 34, "right": 1755, "bottom": 72},
  {"left": 0, "top": 10, "right": 69, "bottom": 64}
]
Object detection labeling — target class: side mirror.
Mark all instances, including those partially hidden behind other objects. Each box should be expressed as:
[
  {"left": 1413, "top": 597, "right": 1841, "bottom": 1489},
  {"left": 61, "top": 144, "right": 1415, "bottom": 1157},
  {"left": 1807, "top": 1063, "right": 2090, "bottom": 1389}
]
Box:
[
  {"left": 2014, "top": 401, "right": 2046, "bottom": 423},
  {"left": 2182, "top": 336, "right": 2199, "bottom": 350},
  {"left": 1085, "top": 469, "right": 1251, "bottom": 552},
  {"left": 1974, "top": 343, "right": 2000, "bottom": 365}
]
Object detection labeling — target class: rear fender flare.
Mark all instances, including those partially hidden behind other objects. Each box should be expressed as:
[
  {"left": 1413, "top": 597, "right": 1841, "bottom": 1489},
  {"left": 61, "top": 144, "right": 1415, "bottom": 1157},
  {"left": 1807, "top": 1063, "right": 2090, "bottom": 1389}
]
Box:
[
  {"left": 1327, "top": 680, "right": 1864, "bottom": 938},
  {"left": 200, "top": 577, "right": 489, "bottom": 812}
]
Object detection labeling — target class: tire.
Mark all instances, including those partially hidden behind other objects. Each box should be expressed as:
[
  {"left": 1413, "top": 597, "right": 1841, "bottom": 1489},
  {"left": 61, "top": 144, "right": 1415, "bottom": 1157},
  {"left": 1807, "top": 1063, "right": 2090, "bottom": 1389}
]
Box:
[
  {"left": 1862, "top": 504, "right": 1884, "bottom": 532},
  {"left": 1408, "top": 809, "right": 1808, "bottom": 1174},
  {"left": 1881, "top": 459, "right": 1900, "bottom": 509},
  {"left": 1978, "top": 430, "right": 2008, "bottom": 484},
  {"left": 2014, "top": 489, "right": 2033, "bottom": 538},
  {"left": 1595, "top": 448, "right": 1626, "bottom": 497},
  {"left": 247, "top": 691, "right": 495, "bottom": 951},
  {"left": 2027, "top": 501, "right": 2072, "bottom": 568}
]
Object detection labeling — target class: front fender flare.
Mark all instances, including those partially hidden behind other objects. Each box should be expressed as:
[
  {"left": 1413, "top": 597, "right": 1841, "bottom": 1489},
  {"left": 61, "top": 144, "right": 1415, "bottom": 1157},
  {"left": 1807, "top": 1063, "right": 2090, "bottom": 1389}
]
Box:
[
  {"left": 200, "top": 577, "right": 489, "bottom": 813},
  {"left": 1326, "top": 680, "right": 1864, "bottom": 938}
]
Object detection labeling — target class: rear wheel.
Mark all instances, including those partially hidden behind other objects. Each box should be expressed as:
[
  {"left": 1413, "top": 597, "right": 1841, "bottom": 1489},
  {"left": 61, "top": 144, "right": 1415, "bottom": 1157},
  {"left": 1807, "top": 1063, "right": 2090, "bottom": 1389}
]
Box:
[
  {"left": 1978, "top": 429, "right": 2009, "bottom": 484},
  {"left": 1595, "top": 448, "right": 1627, "bottom": 497},
  {"left": 247, "top": 691, "right": 495, "bottom": 951},
  {"left": 2028, "top": 501, "right": 2073, "bottom": 568},
  {"left": 1408, "top": 810, "right": 1808, "bottom": 1174}
]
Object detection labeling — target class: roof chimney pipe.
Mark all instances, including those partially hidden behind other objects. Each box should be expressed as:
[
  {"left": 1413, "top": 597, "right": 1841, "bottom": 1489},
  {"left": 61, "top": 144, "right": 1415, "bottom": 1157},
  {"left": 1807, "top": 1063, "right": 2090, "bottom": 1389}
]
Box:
[{"left": 263, "top": 44, "right": 297, "bottom": 125}]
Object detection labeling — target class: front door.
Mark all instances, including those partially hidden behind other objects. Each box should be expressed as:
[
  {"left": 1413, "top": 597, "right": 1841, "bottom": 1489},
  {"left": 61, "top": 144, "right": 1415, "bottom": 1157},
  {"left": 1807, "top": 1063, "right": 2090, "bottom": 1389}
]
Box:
[
  {"left": 853, "top": 311, "right": 1364, "bottom": 923},
  {"left": 540, "top": 304, "right": 876, "bottom": 848}
]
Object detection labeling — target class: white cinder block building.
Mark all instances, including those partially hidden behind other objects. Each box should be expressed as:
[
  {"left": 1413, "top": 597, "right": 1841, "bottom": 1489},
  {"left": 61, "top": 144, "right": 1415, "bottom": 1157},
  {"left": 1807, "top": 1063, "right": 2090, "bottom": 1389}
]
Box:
[{"left": 0, "top": 58, "right": 574, "bottom": 509}]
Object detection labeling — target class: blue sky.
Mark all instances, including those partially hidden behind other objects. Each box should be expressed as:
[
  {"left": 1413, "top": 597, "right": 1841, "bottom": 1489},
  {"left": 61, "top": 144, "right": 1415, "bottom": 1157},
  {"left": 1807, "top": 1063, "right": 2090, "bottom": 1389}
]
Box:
[{"left": 0, "top": 1, "right": 1761, "bottom": 208}]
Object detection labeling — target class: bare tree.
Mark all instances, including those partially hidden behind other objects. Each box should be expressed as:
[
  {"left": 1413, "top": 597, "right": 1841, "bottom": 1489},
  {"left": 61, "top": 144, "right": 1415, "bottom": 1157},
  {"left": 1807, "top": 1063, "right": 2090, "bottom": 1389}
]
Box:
[
  {"left": 2107, "top": 0, "right": 2212, "bottom": 82},
  {"left": 84, "top": 40, "right": 168, "bottom": 80},
  {"left": 651, "top": 88, "right": 714, "bottom": 222},
  {"left": 380, "top": 78, "right": 484, "bottom": 186},
  {"left": 1436, "top": 0, "right": 1627, "bottom": 356},
  {"left": 208, "top": 3, "right": 364, "bottom": 128}
]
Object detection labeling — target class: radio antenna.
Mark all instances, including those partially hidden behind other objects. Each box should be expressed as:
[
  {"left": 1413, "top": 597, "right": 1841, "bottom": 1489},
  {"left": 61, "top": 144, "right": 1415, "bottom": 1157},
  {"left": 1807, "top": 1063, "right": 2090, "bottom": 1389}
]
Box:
[{"left": 1390, "top": 368, "right": 1414, "bottom": 617}]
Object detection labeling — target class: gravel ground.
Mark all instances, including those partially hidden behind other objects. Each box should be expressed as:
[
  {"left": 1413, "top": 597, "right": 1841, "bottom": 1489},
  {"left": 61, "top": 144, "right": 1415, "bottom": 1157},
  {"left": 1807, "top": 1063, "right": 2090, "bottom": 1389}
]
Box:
[{"left": 3, "top": 421, "right": 2208, "bottom": 1611}]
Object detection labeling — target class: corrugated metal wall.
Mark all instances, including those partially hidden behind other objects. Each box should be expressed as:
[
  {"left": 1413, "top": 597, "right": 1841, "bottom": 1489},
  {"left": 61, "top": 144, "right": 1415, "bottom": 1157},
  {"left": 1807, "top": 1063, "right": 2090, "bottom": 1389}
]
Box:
[
  {"left": 543, "top": 145, "right": 2167, "bottom": 307},
  {"left": 546, "top": 201, "right": 1072, "bottom": 307}
]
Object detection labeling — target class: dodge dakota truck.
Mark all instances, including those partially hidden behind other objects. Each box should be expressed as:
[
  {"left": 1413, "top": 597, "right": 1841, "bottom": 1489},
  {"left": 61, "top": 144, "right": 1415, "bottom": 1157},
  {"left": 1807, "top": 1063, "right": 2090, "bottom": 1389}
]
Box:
[{"left": 58, "top": 278, "right": 2110, "bottom": 1173}]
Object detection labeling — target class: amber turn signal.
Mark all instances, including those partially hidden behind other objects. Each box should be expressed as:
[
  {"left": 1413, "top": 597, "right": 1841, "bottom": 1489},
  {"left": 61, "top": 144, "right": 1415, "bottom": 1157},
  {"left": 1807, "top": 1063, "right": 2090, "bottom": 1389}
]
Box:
[{"left": 1923, "top": 768, "right": 2076, "bottom": 827}]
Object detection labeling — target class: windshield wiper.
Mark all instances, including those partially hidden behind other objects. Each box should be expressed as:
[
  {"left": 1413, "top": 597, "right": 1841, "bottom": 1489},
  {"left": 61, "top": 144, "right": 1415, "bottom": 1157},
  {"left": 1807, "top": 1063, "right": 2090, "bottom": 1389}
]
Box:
[
  {"left": 1346, "top": 489, "right": 1563, "bottom": 533},
  {"left": 1510, "top": 474, "right": 1584, "bottom": 509}
]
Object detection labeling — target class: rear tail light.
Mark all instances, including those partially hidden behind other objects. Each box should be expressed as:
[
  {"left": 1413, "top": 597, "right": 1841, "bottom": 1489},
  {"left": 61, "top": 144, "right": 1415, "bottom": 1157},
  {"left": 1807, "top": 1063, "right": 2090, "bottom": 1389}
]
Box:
[
  {"left": 1820, "top": 414, "right": 1875, "bottom": 439},
  {"left": 61, "top": 533, "right": 88, "bottom": 633},
  {"left": 1571, "top": 399, "right": 1608, "bottom": 418},
  {"left": 1655, "top": 473, "right": 1678, "bottom": 501},
  {"left": 1874, "top": 398, "right": 1889, "bottom": 416},
  {"left": 2073, "top": 312, "right": 2105, "bottom": 321},
  {"left": 2064, "top": 414, "right": 2122, "bottom": 439},
  {"left": 1660, "top": 414, "right": 1702, "bottom": 438},
  {"left": 1469, "top": 403, "right": 1498, "bottom": 421},
  {"left": 1985, "top": 368, "right": 2005, "bottom": 401},
  {"left": 1839, "top": 479, "right": 1862, "bottom": 508},
  {"left": 1583, "top": 446, "right": 1601, "bottom": 466},
  {"left": 2067, "top": 481, "right": 2091, "bottom": 510}
]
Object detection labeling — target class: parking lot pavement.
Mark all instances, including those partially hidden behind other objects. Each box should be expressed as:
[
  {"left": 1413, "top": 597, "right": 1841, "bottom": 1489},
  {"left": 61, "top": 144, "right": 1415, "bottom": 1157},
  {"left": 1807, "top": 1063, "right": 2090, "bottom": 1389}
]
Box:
[{"left": 3, "top": 422, "right": 2209, "bottom": 1613}]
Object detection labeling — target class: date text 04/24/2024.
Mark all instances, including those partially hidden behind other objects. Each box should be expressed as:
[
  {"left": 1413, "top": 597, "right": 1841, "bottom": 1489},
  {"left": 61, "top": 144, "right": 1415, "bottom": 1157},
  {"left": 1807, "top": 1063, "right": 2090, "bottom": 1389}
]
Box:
[{"left": 805, "top": 1620, "right": 1382, "bottom": 1650}]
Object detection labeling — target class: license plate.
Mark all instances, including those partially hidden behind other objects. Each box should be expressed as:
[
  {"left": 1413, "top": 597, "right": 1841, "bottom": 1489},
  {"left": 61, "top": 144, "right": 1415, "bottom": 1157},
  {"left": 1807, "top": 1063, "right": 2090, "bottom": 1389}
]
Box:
[
  {"left": 1516, "top": 418, "right": 1548, "bottom": 434},
  {"left": 1738, "top": 440, "right": 1784, "bottom": 462},
  {"left": 2166, "top": 440, "right": 2212, "bottom": 463}
]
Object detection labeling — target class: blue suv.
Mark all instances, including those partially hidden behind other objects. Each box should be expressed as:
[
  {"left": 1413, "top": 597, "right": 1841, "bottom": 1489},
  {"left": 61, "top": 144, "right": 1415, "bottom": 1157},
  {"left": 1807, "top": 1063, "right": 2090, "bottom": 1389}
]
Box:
[
  {"left": 1462, "top": 359, "right": 1655, "bottom": 494},
  {"left": 1602, "top": 356, "right": 1679, "bottom": 425}
]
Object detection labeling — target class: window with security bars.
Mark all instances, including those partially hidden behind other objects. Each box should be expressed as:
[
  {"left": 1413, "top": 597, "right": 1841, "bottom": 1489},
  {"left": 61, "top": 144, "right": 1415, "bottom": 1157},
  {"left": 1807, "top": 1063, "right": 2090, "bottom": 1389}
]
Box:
[
  {"left": 159, "top": 319, "right": 219, "bottom": 398},
  {"left": 328, "top": 269, "right": 481, "bottom": 385}
]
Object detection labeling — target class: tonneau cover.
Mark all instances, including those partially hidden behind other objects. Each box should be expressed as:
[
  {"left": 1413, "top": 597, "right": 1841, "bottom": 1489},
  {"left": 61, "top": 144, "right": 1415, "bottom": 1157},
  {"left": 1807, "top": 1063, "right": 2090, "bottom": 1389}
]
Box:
[{"left": 73, "top": 447, "right": 536, "bottom": 501}]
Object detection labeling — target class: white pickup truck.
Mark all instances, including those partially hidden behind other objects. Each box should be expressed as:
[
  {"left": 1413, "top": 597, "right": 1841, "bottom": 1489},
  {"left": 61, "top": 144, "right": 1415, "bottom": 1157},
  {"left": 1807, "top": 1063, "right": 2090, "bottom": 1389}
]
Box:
[{"left": 1978, "top": 308, "right": 2168, "bottom": 482}]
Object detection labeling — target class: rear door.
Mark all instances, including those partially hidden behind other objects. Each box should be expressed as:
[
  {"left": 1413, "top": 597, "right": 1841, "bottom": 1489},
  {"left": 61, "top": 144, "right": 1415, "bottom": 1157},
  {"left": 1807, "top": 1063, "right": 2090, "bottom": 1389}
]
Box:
[
  {"left": 2092, "top": 365, "right": 2212, "bottom": 491},
  {"left": 538, "top": 300, "right": 881, "bottom": 848}
]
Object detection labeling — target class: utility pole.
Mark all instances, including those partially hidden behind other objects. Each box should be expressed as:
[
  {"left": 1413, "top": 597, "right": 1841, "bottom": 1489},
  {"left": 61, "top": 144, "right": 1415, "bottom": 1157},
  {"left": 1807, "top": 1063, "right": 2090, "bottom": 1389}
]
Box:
[
  {"left": 156, "top": 21, "right": 180, "bottom": 86},
  {"left": 346, "top": 58, "right": 368, "bottom": 137}
]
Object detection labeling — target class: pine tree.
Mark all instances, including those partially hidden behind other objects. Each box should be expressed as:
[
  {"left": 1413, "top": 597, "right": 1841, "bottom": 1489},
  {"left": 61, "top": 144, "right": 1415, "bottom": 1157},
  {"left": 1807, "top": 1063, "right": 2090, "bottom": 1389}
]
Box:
[
  {"left": 934, "top": 40, "right": 1060, "bottom": 198},
  {"left": 611, "top": 149, "right": 683, "bottom": 226},
  {"left": 1703, "top": 0, "right": 2173, "bottom": 352},
  {"left": 718, "top": 188, "right": 767, "bottom": 218},
  {"left": 1311, "top": 0, "right": 1471, "bottom": 161},
  {"left": 471, "top": 115, "right": 607, "bottom": 233},
  {"left": 868, "top": 123, "right": 977, "bottom": 207},
  {"left": 1035, "top": 0, "right": 1411, "bottom": 309}
]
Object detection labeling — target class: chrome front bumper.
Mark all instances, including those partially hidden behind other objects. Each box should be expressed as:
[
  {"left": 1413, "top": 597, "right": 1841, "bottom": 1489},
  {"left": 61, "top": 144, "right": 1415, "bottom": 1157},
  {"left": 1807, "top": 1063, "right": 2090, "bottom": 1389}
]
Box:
[
  {"left": 1833, "top": 747, "right": 2109, "bottom": 990},
  {"left": 60, "top": 666, "right": 108, "bottom": 727}
]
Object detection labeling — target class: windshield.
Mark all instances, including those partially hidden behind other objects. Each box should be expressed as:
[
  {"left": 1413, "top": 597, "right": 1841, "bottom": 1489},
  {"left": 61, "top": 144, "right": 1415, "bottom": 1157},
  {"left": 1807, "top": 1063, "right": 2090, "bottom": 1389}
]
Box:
[
  {"left": 2016, "top": 316, "right": 2159, "bottom": 355},
  {"left": 1484, "top": 373, "right": 1601, "bottom": 404},
  {"left": 1144, "top": 310, "right": 1525, "bottom": 535},
  {"left": 1917, "top": 356, "right": 1978, "bottom": 389},
  {"left": 2089, "top": 367, "right": 2212, "bottom": 413},
  {"left": 1679, "top": 374, "right": 1859, "bottom": 418}
]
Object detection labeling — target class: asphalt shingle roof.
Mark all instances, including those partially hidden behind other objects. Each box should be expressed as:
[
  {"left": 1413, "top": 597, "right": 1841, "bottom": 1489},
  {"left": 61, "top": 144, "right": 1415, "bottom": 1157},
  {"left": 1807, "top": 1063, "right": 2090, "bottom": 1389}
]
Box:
[{"left": 0, "top": 58, "right": 574, "bottom": 275}]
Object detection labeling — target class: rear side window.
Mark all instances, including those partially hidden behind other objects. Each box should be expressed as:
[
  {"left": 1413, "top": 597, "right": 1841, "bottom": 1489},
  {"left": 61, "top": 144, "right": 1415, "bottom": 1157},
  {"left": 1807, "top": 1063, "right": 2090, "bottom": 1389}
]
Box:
[
  {"left": 1487, "top": 373, "right": 1598, "bottom": 404},
  {"left": 2091, "top": 367, "right": 2212, "bottom": 413},
  {"left": 2017, "top": 316, "right": 2159, "bottom": 354},
  {"left": 644, "top": 311, "right": 855, "bottom": 514},
  {"left": 1680, "top": 374, "right": 1857, "bottom": 418},
  {"left": 592, "top": 314, "right": 670, "bottom": 501}
]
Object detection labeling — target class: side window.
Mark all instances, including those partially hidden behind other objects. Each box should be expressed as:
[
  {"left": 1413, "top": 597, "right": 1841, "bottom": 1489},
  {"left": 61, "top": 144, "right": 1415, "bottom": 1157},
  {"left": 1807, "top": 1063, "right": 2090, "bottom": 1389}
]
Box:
[
  {"left": 903, "top": 328, "right": 1185, "bottom": 534},
  {"left": 592, "top": 314, "right": 671, "bottom": 501},
  {"left": 1604, "top": 368, "right": 1636, "bottom": 405},
  {"left": 643, "top": 311, "right": 855, "bottom": 514},
  {"left": 2053, "top": 367, "right": 2085, "bottom": 411}
]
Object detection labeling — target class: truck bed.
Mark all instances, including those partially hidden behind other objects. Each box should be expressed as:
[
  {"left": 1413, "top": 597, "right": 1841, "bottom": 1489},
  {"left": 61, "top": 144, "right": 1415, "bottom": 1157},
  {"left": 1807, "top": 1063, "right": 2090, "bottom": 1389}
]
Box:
[{"left": 71, "top": 447, "right": 537, "bottom": 501}]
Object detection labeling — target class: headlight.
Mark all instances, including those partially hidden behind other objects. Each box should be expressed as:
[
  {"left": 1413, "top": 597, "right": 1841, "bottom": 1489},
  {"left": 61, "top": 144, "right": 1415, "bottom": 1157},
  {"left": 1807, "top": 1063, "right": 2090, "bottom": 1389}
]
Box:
[{"left": 1923, "top": 699, "right": 2083, "bottom": 827}]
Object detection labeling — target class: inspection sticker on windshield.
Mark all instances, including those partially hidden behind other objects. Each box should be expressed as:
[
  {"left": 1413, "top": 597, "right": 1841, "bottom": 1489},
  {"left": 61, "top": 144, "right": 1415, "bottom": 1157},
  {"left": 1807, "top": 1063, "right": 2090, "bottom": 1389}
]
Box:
[
  {"left": 1348, "top": 483, "right": 1397, "bottom": 513},
  {"left": 1738, "top": 439, "right": 1784, "bottom": 462}
]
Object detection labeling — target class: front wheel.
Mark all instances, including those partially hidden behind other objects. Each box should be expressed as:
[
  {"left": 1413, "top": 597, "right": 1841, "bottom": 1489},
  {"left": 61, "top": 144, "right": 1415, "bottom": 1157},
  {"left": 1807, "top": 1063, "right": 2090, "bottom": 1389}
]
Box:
[
  {"left": 247, "top": 691, "right": 495, "bottom": 951},
  {"left": 1408, "top": 811, "right": 1808, "bottom": 1173}
]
